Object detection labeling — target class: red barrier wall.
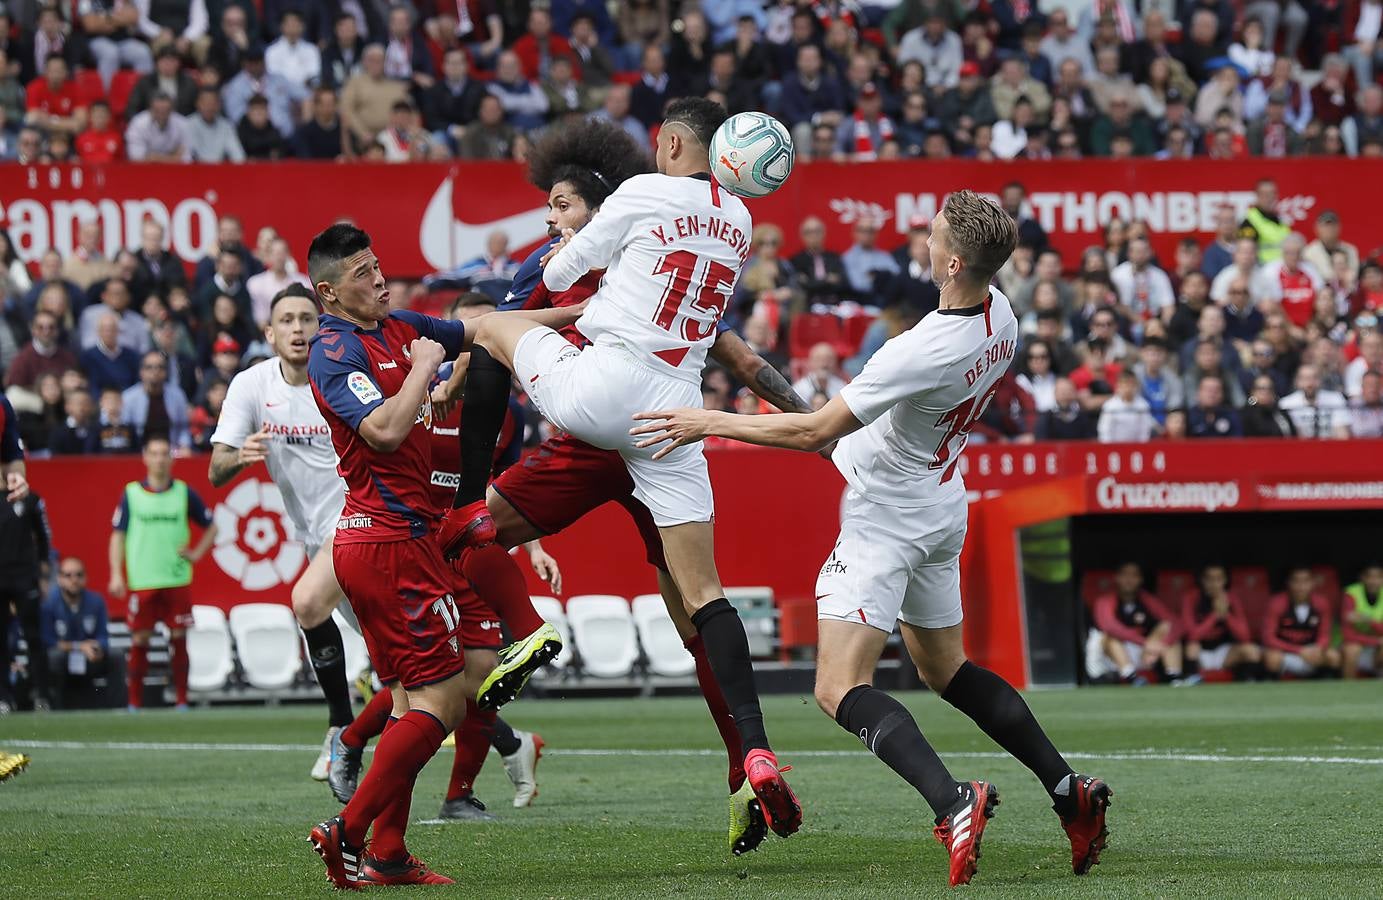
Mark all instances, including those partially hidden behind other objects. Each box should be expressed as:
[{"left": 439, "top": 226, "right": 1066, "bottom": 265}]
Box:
[
  {"left": 3, "top": 158, "right": 1373, "bottom": 279},
  {"left": 28, "top": 439, "right": 1383, "bottom": 685}
]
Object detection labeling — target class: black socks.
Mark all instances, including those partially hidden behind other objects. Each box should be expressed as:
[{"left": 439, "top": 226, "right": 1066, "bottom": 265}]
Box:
[
  {"left": 455, "top": 345, "right": 512, "bottom": 508},
  {"left": 941, "top": 661, "right": 1072, "bottom": 798},
  {"left": 302, "top": 618, "right": 354, "bottom": 728},
  {"left": 491, "top": 716, "right": 522, "bottom": 756},
  {"left": 835, "top": 684, "right": 962, "bottom": 817},
  {"left": 690, "top": 599, "right": 770, "bottom": 754}
]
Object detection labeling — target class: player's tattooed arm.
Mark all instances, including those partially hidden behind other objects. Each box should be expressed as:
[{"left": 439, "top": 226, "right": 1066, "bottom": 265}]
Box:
[
  {"left": 750, "top": 362, "right": 812, "bottom": 414},
  {"left": 208, "top": 427, "right": 271, "bottom": 487},
  {"left": 708, "top": 330, "right": 810, "bottom": 413}
]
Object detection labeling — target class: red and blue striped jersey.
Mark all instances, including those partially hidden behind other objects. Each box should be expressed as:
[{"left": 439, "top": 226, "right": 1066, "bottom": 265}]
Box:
[{"left": 307, "top": 310, "right": 465, "bottom": 544}]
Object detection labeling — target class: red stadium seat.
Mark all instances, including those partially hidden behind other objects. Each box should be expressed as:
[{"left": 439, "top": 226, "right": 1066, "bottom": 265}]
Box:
[
  {"left": 788, "top": 312, "right": 845, "bottom": 360},
  {"left": 1230, "top": 566, "right": 1272, "bottom": 629},
  {"left": 109, "top": 69, "right": 140, "bottom": 119},
  {"left": 1080, "top": 570, "right": 1115, "bottom": 611},
  {"left": 840, "top": 313, "right": 876, "bottom": 357},
  {"left": 1311, "top": 565, "right": 1342, "bottom": 618},
  {"left": 777, "top": 596, "right": 817, "bottom": 662},
  {"left": 75, "top": 68, "right": 106, "bottom": 105},
  {"left": 1156, "top": 569, "right": 1195, "bottom": 608},
  {"left": 611, "top": 71, "right": 641, "bottom": 86}
]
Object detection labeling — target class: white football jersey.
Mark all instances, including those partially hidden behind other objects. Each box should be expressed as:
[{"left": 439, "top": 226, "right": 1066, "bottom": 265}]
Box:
[
  {"left": 543, "top": 172, "right": 752, "bottom": 383},
  {"left": 211, "top": 358, "right": 346, "bottom": 545},
  {"left": 835, "top": 286, "right": 1019, "bottom": 508}
]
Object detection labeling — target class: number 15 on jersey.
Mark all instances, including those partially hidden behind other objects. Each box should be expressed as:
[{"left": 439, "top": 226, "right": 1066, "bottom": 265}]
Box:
[{"left": 651, "top": 250, "right": 736, "bottom": 342}]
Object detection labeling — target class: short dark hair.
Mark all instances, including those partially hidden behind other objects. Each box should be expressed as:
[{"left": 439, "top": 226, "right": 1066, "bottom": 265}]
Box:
[
  {"left": 1142, "top": 336, "right": 1169, "bottom": 351},
  {"left": 662, "top": 97, "right": 727, "bottom": 150},
  {"left": 526, "top": 118, "right": 653, "bottom": 208},
  {"left": 142, "top": 433, "right": 171, "bottom": 450},
  {"left": 269, "top": 282, "right": 318, "bottom": 316},
  {"left": 308, "top": 224, "right": 372, "bottom": 287},
  {"left": 448, "top": 291, "right": 496, "bottom": 316}
]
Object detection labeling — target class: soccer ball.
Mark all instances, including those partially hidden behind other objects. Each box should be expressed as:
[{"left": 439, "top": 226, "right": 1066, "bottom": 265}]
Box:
[{"left": 709, "top": 112, "right": 795, "bottom": 199}]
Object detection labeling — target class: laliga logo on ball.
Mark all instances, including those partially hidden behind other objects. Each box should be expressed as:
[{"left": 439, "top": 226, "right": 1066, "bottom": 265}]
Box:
[
  {"left": 211, "top": 480, "right": 307, "bottom": 590},
  {"left": 710, "top": 112, "right": 795, "bottom": 199}
]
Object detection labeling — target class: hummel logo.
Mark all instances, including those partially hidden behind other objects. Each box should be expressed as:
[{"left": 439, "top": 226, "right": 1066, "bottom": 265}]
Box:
[{"left": 378, "top": 360, "right": 398, "bottom": 370}]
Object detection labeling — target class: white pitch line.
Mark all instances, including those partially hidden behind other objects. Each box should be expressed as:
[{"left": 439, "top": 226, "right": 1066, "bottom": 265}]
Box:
[{"left": 5, "top": 739, "right": 1382, "bottom": 766}]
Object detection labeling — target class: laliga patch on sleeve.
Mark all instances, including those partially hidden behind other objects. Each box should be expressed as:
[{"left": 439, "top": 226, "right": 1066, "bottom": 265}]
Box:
[{"left": 348, "top": 371, "right": 382, "bottom": 405}]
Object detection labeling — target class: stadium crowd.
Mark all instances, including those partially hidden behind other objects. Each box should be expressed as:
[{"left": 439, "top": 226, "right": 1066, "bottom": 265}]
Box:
[
  {"left": 4, "top": 1, "right": 1383, "bottom": 164},
  {"left": 0, "top": 3, "right": 1381, "bottom": 449}
]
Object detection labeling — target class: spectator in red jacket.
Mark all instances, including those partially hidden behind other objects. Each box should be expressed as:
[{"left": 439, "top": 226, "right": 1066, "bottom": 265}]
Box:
[
  {"left": 1341, "top": 564, "right": 1383, "bottom": 679},
  {"left": 512, "top": 7, "right": 575, "bottom": 82},
  {"left": 1262, "top": 566, "right": 1341, "bottom": 678},
  {"left": 1089, "top": 561, "right": 1186, "bottom": 684},
  {"left": 1181, "top": 564, "right": 1262, "bottom": 682}
]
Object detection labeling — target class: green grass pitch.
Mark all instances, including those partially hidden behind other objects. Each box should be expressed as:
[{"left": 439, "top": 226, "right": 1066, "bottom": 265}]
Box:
[{"left": 2, "top": 681, "right": 1381, "bottom": 898}]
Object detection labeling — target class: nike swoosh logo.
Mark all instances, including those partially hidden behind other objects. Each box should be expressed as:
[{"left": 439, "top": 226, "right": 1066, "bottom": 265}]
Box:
[
  {"left": 419, "top": 176, "right": 550, "bottom": 270},
  {"left": 265, "top": 402, "right": 284, "bottom": 407}
]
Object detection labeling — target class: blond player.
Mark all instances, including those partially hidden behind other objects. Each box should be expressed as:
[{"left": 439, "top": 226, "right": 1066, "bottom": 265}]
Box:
[{"left": 632, "top": 191, "right": 1112, "bottom": 887}]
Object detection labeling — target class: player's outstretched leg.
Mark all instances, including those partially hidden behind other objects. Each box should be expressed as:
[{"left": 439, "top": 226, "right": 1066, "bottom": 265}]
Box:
[
  {"left": 447, "top": 345, "right": 509, "bottom": 546},
  {"left": 817, "top": 621, "right": 995, "bottom": 887},
  {"left": 293, "top": 542, "right": 357, "bottom": 781},
  {"left": 662, "top": 521, "right": 802, "bottom": 840},
  {"left": 461, "top": 544, "right": 561, "bottom": 710},
  {"left": 903, "top": 624, "right": 1111, "bottom": 876},
  {"left": 653, "top": 569, "right": 762, "bottom": 853}
]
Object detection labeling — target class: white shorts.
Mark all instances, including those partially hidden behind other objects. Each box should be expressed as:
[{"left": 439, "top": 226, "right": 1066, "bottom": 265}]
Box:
[
  {"left": 1279, "top": 652, "right": 1319, "bottom": 676},
  {"left": 1356, "top": 645, "right": 1378, "bottom": 671},
  {"left": 513, "top": 328, "right": 712, "bottom": 527},
  {"left": 815, "top": 489, "right": 967, "bottom": 632},
  {"left": 1198, "top": 643, "right": 1232, "bottom": 671},
  {"left": 1084, "top": 633, "right": 1143, "bottom": 679},
  {"left": 304, "top": 535, "right": 359, "bottom": 633}
]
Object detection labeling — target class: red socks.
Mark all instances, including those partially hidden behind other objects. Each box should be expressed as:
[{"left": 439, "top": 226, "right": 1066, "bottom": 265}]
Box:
[
  {"left": 685, "top": 633, "right": 746, "bottom": 791},
  {"left": 461, "top": 543, "right": 545, "bottom": 637},
  {"left": 169, "top": 635, "right": 189, "bottom": 706},
  {"left": 447, "top": 699, "right": 496, "bottom": 801},
  {"left": 341, "top": 686, "right": 394, "bottom": 749},
  {"left": 127, "top": 645, "right": 148, "bottom": 709},
  {"left": 368, "top": 719, "right": 411, "bottom": 861},
  {"left": 341, "top": 710, "right": 447, "bottom": 848}
]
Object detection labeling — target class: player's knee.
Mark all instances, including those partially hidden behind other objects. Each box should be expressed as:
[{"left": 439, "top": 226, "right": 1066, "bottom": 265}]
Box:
[
  {"left": 1326, "top": 647, "right": 1342, "bottom": 668},
  {"left": 1263, "top": 649, "right": 1283, "bottom": 670},
  {"left": 916, "top": 656, "right": 962, "bottom": 693},
  {"left": 291, "top": 580, "right": 333, "bottom": 628},
  {"left": 1243, "top": 643, "right": 1262, "bottom": 663},
  {"left": 813, "top": 680, "right": 848, "bottom": 719},
  {"left": 1185, "top": 641, "right": 1202, "bottom": 658},
  {"left": 488, "top": 492, "right": 536, "bottom": 549}
]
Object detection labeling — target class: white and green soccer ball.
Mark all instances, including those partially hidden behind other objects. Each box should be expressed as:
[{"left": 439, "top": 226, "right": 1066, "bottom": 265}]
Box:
[{"left": 709, "top": 111, "right": 795, "bottom": 199}]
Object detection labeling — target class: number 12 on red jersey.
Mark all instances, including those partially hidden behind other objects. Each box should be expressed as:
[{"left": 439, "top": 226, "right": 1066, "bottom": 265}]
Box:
[{"left": 651, "top": 250, "right": 736, "bottom": 342}]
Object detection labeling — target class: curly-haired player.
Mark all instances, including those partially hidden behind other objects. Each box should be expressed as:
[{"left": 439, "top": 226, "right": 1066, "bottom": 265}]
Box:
[{"left": 435, "top": 115, "right": 817, "bottom": 854}]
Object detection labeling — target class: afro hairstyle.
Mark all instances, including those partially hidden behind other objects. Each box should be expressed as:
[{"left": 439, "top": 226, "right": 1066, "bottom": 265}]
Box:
[{"left": 526, "top": 118, "right": 653, "bottom": 210}]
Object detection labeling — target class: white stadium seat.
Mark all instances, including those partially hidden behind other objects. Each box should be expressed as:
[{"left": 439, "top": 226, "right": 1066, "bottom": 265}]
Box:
[
  {"left": 566, "top": 595, "right": 639, "bottom": 679},
  {"left": 228, "top": 603, "right": 302, "bottom": 690},
  {"left": 631, "top": 594, "right": 695, "bottom": 677},
  {"left": 186, "top": 605, "right": 235, "bottom": 692},
  {"left": 530, "top": 596, "right": 574, "bottom": 673}
]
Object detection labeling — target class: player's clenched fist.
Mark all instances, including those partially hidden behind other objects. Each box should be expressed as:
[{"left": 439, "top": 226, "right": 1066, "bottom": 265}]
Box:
[{"left": 409, "top": 337, "right": 447, "bottom": 375}]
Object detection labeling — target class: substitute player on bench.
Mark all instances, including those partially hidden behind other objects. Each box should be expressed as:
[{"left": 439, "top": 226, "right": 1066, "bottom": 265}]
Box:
[{"left": 632, "top": 191, "right": 1111, "bottom": 887}]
